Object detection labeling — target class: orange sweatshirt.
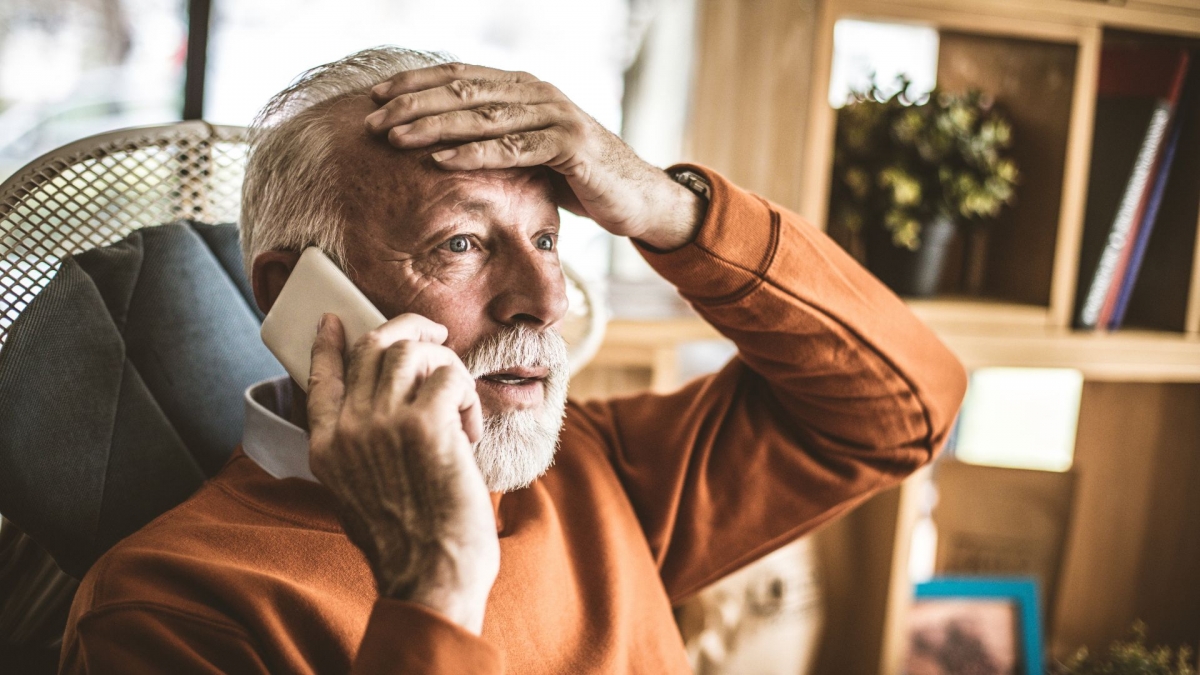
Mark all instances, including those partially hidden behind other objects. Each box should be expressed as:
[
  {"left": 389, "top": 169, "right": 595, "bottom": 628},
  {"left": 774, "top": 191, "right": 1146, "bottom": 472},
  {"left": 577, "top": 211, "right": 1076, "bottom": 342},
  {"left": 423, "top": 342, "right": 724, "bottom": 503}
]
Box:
[{"left": 59, "top": 166, "right": 967, "bottom": 674}]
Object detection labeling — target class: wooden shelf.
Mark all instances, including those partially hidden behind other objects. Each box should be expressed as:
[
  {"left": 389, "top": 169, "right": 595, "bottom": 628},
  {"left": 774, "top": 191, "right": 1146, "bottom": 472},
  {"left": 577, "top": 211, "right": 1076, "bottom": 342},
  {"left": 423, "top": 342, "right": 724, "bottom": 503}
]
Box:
[
  {"left": 908, "top": 298, "right": 1200, "bottom": 381},
  {"left": 933, "top": 324, "right": 1200, "bottom": 381},
  {"left": 594, "top": 302, "right": 1200, "bottom": 383},
  {"left": 600, "top": 316, "right": 720, "bottom": 346},
  {"left": 684, "top": 0, "right": 1200, "bottom": 670},
  {"left": 905, "top": 297, "right": 1052, "bottom": 329},
  {"left": 829, "top": 0, "right": 1200, "bottom": 39}
]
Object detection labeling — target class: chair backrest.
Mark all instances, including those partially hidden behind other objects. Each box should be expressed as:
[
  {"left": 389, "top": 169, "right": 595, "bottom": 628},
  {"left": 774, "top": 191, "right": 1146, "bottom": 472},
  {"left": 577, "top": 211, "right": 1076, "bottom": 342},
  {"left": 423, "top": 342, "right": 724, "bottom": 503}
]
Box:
[
  {"left": 0, "top": 220, "right": 286, "bottom": 577},
  {"left": 0, "top": 121, "right": 251, "bottom": 351},
  {"left": 1, "top": 123, "right": 269, "bottom": 578},
  {"left": 0, "top": 122, "right": 271, "bottom": 663}
]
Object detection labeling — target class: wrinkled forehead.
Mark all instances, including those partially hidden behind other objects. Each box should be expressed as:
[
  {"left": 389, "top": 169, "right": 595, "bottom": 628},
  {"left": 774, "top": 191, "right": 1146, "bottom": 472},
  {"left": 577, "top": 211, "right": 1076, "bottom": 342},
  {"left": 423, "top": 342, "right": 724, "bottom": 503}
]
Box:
[{"left": 322, "top": 94, "right": 556, "bottom": 227}]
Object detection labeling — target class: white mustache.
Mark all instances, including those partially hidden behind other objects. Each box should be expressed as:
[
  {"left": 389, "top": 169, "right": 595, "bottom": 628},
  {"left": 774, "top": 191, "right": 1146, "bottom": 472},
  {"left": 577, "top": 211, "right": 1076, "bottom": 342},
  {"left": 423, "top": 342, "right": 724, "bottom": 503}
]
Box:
[{"left": 461, "top": 325, "right": 569, "bottom": 382}]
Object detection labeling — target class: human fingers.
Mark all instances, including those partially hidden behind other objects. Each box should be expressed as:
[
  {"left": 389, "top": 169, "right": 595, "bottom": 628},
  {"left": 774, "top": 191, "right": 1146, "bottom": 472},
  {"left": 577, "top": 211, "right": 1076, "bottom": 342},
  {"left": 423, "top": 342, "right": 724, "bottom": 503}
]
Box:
[
  {"left": 428, "top": 128, "right": 574, "bottom": 171},
  {"left": 383, "top": 99, "right": 570, "bottom": 150},
  {"left": 307, "top": 313, "right": 347, "bottom": 449},
  {"left": 369, "top": 62, "right": 538, "bottom": 103},
  {"left": 345, "top": 313, "right": 449, "bottom": 412},
  {"left": 375, "top": 341, "right": 473, "bottom": 413},
  {"left": 413, "top": 364, "right": 484, "bottom": 446},
  {"left": 374, "top": 312, "right": 449, "bottom": 345},
  {"left": 366, "top": 79, "right": 559, "bottom": 136}
]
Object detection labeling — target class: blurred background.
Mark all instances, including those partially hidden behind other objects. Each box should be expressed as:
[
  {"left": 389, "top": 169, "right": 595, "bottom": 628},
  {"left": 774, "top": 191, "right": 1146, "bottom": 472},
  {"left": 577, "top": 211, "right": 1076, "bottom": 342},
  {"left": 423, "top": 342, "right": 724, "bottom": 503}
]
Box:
[
  {"left": 0, "top": 0, "right": 691, "bottom": 284},
  {"left": 4, "top": 1, "right": 1200, "bottom": 674}
]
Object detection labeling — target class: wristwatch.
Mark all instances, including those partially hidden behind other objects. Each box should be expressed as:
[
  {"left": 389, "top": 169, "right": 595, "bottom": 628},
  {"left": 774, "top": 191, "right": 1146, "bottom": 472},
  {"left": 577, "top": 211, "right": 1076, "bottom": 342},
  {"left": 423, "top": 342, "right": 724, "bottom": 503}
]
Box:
[{"left": 668, "top": 168, "right": 712, "bottom": 201}]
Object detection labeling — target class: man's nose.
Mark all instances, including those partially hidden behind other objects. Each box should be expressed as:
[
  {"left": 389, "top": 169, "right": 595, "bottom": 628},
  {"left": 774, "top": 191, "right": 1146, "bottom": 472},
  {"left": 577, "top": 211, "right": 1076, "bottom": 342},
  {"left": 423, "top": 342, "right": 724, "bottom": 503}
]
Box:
[{"left": 489, "top": 247, "right": 569, "bottom": 329}]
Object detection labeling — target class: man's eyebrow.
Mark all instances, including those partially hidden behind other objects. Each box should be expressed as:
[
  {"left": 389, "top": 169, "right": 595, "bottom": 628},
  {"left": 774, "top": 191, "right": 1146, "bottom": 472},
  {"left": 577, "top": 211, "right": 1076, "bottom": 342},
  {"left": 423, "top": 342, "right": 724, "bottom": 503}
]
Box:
[
  {"left": 448, "top": 193, "right": 556, "bottom": 216},
  {"left": 450, "top": 198, "right": 495, "bottom": 214}
]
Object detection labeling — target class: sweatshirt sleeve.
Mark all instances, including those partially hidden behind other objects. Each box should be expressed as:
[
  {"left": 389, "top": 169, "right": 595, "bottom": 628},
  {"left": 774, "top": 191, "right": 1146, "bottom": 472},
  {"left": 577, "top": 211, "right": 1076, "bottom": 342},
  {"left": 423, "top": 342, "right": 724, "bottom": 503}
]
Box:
[
  {"left": 60, "top": 598, "right": 503, "bottom": 674},
  {"left": 352, "top": 599, "right": 504, "bottom": 673},
  {"left": 61, "top": 603, "right": 272, "bottom": 674},
  {"left": 572, "top": 164, "right": 968, "bottom": 602}
]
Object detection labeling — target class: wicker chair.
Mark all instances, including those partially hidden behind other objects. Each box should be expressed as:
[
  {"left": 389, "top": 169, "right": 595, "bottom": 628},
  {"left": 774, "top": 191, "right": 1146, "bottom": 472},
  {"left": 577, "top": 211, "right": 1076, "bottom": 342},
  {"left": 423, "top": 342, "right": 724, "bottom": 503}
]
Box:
[{"left": 0, "top": 121, "right": 606, "bottom": 668}]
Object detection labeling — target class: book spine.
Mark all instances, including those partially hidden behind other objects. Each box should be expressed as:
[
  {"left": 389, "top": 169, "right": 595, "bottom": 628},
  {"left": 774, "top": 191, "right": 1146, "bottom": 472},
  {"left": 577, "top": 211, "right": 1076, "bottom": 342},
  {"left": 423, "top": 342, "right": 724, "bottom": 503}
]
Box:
[
  {"left": 1101, "top": 52, "right": 1190, "bottom": 329},
  {"left": 1077, "top": 103, "right": 1172, "bottom": 329},
  {"left": 1096, "top": 168, "right": 1153, "bottom": 328},
  {"left": 1110, "top": 103, "right": 1187, "bottom": 328}
]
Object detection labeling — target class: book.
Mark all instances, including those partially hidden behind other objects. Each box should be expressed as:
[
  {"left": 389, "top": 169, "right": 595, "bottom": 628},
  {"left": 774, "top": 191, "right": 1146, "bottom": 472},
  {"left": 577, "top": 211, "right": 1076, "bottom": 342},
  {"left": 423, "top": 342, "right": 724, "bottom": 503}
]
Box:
[
  {"left": 1078, "top": 107, "right": 1171, "bottom": 328},
  {"left": 1075, "top": 47, "right": 1190, "bottom": 330},
  {"left": 1109, "top": 107, "right": 1186, "bottom": 328},
  {"left": 1097, "top": 51, "right": 1191, "bottom": 329},
  {"left": 1075, "top": 99, "right": 1156, "bottom": 328}
]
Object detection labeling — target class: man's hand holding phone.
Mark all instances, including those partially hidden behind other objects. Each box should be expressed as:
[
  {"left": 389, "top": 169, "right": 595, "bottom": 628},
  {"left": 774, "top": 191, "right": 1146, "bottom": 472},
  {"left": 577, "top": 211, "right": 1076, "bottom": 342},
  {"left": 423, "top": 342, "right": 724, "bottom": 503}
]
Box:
[{"left": 306, "top": 312, "right": 498, "bottom": 635}]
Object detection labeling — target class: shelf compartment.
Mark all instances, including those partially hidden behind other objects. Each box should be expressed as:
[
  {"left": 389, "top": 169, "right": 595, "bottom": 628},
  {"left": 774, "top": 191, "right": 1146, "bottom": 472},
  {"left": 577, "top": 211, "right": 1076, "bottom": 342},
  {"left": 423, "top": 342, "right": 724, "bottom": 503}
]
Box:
[
  {"left": 823, "top": 27, "right": 1078, "bottom": 309},
  {"left": 936, "top": 30, "right": 1078, "bottom": 307},
  {"left": 1071, "top": 29, "right": 1200, "bottom": 333}
]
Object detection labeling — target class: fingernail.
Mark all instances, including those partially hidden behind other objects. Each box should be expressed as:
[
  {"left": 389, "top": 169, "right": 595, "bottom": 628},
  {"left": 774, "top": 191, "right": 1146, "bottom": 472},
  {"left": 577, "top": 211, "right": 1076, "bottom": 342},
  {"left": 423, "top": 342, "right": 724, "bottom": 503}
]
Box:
[
  {"left": 431, "top": 148, "right": 458, "bottom": 162},
  {"left": 391, "top": 123, "right": 413, "bottom": 136},
  {"left": 365, "top": 109, "right": 386, "bottom": 129},
  {"left": 318, "top": 313, "right": 329, "bottom": 330},
  {"left": 372, "top": 82, "right": 390, "bottom": 97}
]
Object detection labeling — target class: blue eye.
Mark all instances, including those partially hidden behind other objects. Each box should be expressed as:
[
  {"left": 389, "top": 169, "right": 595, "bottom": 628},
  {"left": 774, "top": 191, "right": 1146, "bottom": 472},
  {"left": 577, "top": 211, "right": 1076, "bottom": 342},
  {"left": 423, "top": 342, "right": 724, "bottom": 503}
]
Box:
[
  {"left": 536, "top": 234, "right": 555, "bottom": 251},
  {"left": 445, "top": 235, "right": 471, "bottom": 253}
]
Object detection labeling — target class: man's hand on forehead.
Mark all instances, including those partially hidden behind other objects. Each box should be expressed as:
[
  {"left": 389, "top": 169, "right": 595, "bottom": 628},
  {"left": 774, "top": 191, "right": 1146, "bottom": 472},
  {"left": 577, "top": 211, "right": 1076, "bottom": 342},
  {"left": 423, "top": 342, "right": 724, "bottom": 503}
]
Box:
[{"left": 363, "top": 62, "right": 705, "bottom": 252}]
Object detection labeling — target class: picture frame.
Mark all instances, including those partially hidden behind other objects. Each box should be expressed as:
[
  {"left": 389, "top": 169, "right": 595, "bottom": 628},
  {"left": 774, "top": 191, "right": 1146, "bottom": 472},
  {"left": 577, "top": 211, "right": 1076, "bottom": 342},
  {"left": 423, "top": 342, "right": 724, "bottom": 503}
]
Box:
[{"left": 907, "top": 576, "right": 1043, "bottom": 675}]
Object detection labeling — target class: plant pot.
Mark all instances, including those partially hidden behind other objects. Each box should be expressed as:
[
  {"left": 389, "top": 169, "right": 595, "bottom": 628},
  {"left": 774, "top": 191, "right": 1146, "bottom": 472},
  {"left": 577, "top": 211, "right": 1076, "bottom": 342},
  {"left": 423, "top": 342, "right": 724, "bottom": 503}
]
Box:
[
  {"left": 864, "top": 215, "right": 957, "bottom": 297},
  {"left": 960, "top": 225, "right": 989, "bottom": 296}
]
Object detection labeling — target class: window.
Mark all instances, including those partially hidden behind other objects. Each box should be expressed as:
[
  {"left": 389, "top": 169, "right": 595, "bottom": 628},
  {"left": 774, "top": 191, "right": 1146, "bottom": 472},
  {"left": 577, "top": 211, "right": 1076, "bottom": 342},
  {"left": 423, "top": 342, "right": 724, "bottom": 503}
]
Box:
[
  {"left": 828, "top": 19, "right": 939, "bottom": 107},
  {"left": 0, "top": 0, "right": 186, "bottom": 181},
  {"left": 3, "top": 0, "right": 695, "bottom": 283},
  {"left": 953, "top": 367, "right": 1085, "bottom": 472}
]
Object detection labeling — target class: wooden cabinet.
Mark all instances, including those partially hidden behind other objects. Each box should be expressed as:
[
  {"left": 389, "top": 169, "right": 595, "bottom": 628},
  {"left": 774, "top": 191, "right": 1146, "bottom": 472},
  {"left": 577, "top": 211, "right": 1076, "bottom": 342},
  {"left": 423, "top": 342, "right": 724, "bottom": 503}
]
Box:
[{"left": 675, "top": 0, "right": 1200, "bottom": 672}]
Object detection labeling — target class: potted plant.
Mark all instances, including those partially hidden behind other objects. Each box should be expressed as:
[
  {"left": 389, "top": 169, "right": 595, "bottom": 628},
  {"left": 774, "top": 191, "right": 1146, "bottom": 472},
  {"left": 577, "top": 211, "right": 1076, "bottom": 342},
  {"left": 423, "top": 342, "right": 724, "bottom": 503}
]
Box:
[{"left": 831, "top": 76, "right": 1020, "bottom": 297}]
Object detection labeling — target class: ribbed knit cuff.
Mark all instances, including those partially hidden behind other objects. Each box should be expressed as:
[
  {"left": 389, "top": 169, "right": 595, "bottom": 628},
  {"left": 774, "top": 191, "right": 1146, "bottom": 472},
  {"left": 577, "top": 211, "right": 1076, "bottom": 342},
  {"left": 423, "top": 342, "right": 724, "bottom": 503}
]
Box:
[
  {"left": 634, "top": 164, "right": 778, "bottom": 305},
  {"left": 353, "top": 599, "right": 503, "bottom": 674}
]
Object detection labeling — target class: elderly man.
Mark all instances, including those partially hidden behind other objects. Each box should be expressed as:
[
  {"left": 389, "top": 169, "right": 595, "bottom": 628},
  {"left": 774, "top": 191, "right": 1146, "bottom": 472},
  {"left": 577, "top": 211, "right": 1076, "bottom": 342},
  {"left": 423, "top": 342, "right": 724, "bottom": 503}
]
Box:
[{"left": 60, "top": 47, "right": 966, "bottom": 673}]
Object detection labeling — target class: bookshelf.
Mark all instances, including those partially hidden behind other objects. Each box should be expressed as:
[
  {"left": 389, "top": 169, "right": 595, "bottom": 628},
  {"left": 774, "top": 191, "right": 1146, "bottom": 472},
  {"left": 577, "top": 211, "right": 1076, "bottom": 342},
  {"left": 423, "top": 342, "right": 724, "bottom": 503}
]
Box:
[{"left": 684, "top": 0, "right": 1200, "bottom": 672}]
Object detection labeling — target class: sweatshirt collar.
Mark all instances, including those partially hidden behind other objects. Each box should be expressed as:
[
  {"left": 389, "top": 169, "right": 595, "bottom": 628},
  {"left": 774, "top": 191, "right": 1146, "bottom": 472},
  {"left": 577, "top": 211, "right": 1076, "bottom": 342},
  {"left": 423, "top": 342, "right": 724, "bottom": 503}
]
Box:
[{"left": 242, "top": 376, "right": 318, "bottom": 482}]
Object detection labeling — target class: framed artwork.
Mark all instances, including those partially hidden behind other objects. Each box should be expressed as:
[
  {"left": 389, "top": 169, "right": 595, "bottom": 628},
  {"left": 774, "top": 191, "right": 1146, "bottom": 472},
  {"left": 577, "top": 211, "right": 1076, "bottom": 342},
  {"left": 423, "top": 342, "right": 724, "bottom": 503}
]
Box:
[{"left": 906, "top": 577, "right": 1043, "bottom": 675}]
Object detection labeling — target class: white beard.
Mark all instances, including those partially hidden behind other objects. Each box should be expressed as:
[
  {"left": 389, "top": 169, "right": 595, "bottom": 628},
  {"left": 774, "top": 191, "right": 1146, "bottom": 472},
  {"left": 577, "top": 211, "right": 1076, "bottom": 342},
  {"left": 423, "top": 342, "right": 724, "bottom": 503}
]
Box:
[{"left": 461, "top": 325, "right": 569, "bottom": 493}]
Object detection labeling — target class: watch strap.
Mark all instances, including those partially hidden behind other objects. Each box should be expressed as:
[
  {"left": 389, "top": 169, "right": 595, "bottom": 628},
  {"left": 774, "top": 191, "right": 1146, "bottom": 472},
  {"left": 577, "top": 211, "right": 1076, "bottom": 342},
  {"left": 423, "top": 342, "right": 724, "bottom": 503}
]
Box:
[{"left": 668, "top": 168, "right": 712, "bottom": 201}]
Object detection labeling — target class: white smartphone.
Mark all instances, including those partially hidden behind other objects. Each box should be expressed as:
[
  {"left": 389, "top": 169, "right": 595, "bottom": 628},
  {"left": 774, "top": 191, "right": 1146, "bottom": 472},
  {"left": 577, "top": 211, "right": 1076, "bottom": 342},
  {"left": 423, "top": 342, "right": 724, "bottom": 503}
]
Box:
[{"left": 260, "top": 247, "right": 387, "bottom": 391}]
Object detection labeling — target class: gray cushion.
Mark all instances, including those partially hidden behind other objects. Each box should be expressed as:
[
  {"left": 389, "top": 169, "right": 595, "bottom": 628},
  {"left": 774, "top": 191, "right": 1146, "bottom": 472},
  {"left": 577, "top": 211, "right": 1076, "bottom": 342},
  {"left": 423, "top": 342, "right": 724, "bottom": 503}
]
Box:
[{"left": 0, "top": 222, "right": 284, "bottom": 579}]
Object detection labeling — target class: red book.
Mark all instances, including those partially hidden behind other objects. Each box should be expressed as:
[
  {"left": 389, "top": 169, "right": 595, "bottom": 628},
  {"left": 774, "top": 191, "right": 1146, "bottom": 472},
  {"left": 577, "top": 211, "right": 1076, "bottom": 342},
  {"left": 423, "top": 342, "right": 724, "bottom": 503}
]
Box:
[
  {"left": 1076, "top": 45, "right": 1190, "bottom": 329},
  {"left": 1099, "top": 48, "right": 1190, "bottom": 326}
]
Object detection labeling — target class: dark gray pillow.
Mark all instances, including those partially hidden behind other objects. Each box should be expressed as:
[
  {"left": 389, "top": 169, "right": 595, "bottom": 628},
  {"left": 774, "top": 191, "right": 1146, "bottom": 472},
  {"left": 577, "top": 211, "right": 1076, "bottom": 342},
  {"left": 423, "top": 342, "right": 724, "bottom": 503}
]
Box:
[{"left": 0, "top": 222, "right": 284, "bottom": 578}]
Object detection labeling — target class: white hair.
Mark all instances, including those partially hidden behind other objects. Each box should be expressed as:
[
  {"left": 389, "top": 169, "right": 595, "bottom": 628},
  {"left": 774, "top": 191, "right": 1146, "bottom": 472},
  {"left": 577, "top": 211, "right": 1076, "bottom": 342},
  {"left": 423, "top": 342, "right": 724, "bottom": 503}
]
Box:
[{"left": 239, "top": 46, "right": 454, "bottom": 274}]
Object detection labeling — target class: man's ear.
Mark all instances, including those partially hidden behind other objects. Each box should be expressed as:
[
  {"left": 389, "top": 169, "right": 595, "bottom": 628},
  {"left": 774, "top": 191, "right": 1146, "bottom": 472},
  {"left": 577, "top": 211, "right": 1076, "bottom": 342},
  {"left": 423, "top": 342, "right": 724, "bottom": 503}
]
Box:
[{"left": 251, "top": 250, "right": 302, "bottom": 314}]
